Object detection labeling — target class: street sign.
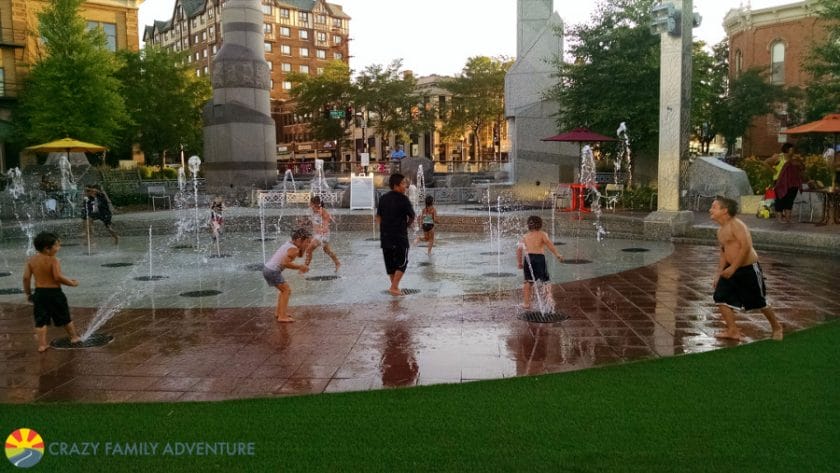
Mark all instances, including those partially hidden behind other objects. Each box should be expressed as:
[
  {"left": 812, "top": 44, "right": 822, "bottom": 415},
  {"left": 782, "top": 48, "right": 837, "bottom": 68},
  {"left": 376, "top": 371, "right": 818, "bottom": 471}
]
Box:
[{"left": 330, "top": 110, "right": 345, "bottom": 119}]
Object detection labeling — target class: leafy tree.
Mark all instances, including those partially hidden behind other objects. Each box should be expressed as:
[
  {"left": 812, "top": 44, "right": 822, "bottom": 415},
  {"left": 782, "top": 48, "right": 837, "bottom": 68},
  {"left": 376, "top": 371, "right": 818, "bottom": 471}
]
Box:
[
  {"left": 440, "top": 56, "right": 511, "bottom": 161},
  {"left": 692, "top": 41, "right": 728, "bottom": 154},
  {"left": 546, "top": 0, "right": 661, "bottom": 169},
  {"left": 802, "top": 0, "right": 840, "bottom": 119},
  {"left": 353, "top": 60, "right": 418, "bottom": 158},
  {"left": 13, "top": 0, "right": 127, "bottom": 149},
  {"left": 287, "top": 60, "right": 354, "bottom": 152},
  {"left": 114, "top": 46, "right": 211, "bottom": 165},
  {"left": 711, "top": 68, "right": 785, "bottom": 155}
]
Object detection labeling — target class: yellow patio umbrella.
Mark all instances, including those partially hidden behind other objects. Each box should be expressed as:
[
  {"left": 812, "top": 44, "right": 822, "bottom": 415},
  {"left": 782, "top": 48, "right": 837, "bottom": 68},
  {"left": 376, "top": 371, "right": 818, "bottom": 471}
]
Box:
[{"left": 25, "top": 137, "right": 107, "bottom": 154}]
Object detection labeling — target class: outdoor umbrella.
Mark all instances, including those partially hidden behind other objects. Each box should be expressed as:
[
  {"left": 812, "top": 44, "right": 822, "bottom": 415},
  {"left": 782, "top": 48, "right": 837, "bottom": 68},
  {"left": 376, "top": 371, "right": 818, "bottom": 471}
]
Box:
[
  {"left": 782, "top": 114, "right": 840, "bottom": 187},
  {"left": 24, "top": 137, "right": 108, "bottom": 154},
  {"left": 542, "top": 128, "right": 617, "bottom": 211}
]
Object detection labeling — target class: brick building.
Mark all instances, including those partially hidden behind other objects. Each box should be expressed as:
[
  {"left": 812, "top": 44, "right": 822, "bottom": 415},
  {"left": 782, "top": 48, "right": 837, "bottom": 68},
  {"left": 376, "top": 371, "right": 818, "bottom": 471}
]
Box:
[
  {"left": 724, "top": 0, "right": 830, "bottom": 158},
  {"left": 0, "top": 0, "right": 143, "bottom": 170},
  {"left": 144, "top": 0, "right": 350, "bottom": 161}
]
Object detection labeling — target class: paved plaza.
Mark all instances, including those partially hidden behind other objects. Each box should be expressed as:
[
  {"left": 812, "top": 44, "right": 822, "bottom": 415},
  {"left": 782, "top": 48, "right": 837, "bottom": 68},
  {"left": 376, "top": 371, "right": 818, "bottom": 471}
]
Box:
[{"left": 0, "top": 206, "right": 838, "bottom": 403}]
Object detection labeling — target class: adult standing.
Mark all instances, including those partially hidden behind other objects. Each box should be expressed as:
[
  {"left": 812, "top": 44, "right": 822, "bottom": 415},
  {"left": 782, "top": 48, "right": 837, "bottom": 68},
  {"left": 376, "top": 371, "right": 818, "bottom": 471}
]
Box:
[
  {"left": 376, "top": 173, "right": 415, "bottom": 296},
  {"left": 765, "top": 143, "right": 803, "bottom": 223}
]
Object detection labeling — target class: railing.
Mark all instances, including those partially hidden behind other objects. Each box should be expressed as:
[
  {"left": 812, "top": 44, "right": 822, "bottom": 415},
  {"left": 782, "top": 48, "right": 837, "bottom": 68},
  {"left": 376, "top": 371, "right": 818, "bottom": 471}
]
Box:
[{"left": 256, "top": 189, "right": 342, "bottom": 208}]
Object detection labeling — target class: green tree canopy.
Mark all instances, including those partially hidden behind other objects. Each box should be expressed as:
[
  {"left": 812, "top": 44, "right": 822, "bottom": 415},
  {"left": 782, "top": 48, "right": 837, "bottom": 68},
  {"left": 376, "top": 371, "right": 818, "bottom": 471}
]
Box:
[
  {"left": 353, "top": 60, "right": 418, "bottom": 157},
  {"left": 13, "top": 0, "right": 128, "bottom": 149},
  {"left": 114, "top": 46, "right": 211, "bottom": 165},
  {"left": 287, "top": 60, "right": 354, "bottom": 146},
  {"left": 711, "top": 68, "right": 785, "bottom": 154},
  {"left": 803, "top": 0, "right": 840, "bottom": 119}
]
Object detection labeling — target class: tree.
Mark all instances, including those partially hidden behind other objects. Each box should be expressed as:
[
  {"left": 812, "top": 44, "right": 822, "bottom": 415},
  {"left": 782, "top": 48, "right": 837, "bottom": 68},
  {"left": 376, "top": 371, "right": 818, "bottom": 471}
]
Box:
[
  {"left": 711, "top": 68, "right": 785, "bottom": 155},
  {"left": 287, "top": 60, "right": 354, "bottom": 153},
  {"left": 692, "top": 41, "right": 728, "bottom": 154},
  {"left": 13, "top": 0, "right": 127, "bottom": 149},
  {"left": 114, "top": 46, "right": 211, "bottom": 165},
  {"left": 546, "top": 0, "right": 661, "bottom": 170},
  {"left": 440, "top": 56, "right": 511, "bottom": 161},
  {"left": 803, "top": 0, "right": 840, "bottom": 119},
  {"left": 353, "top": 60, "right": 418, "bottom": 158}
]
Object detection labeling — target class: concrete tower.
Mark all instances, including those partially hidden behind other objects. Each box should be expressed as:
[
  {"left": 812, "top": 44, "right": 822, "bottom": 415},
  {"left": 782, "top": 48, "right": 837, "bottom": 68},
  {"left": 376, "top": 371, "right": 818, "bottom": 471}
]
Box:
[{"left": 202, "top": 0, "right": 277, "bottom": 190}]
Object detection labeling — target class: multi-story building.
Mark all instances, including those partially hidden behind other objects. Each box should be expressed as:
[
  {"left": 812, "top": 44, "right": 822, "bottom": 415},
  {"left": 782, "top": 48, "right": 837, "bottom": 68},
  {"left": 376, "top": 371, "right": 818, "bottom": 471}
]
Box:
[
  {"left": 0, "top": 0, "right": 143, "bottom": 170},
  {"left": 144, "top": 0, "right": 350, "bottom": 162},
  {"left": 724, "top": 0, "right": 831, "bottom": 158}
]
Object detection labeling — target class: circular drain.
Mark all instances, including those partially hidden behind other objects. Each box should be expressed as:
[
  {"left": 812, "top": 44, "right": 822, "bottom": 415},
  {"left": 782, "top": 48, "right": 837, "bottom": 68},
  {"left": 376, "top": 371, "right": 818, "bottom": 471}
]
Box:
[
  {"left": 245, "top": 263, "right": 265, "bottom": 271},
  {"left": 770, "top": 262, "right": 793, "bottom": 268},
  {"left": 621, "top": 248, "right": 650, "bottom": 253},
  {"left": 483, "top": 272, "right": 516, "bottom": 278},
  {"left": 134, "top": 275, "right": 168, "bottom": 281},
  {"left": 0, "top": 288, "right": 23, "bottom": 295},
  {"left": 253, "top": 237, "right": 276, "bottom": 242},
  {"left": 0, "top": 271, "right": 11, "bottom": 277},
  {"left": 51, "top": 333, "right": 113, "bottom": 349},
  {"left": 180, "top": 290, "right": 223, "bottom": 297},
  {"left": 480, "top": 251, "right": 503, "bottom": 256},
  {"left": 306, "top": 275, "right": 340, "bottom": 281},
  {"left": 365, "top": 237, "right": 380, "bottom": 241},
  {"left": 101, "top": 262, "right": 134, "bottom": 268},
  {"left": 562, "top": 259, "right": 592, "bottom": 265},
  {"left": 382, "top": 288, "right": 420, "bottom": 295},
  {"left": 417, "top": 262, "right": 432, "bottom": 267},
  {"left": 519, "top": 311, "right": 569, "bottom": 323},
  {"left": 171, "top": 244, "right": 194, "bottom": 250},
  {"left": 553, "top": 241, "right": 567, "bottom": 245},
  {"left": 208, "top": 254, "right": 232, "bottom": 258}
]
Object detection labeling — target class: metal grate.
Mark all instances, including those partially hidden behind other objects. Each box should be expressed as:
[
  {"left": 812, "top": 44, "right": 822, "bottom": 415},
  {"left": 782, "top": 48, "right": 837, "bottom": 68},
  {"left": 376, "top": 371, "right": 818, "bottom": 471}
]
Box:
[
  {"left": 208, "top": 254, "right": 232, "bottom": 258},
  {"left": 401, "top": 288, "right": 420, "bottom": 295},
  {"left": 180, "top": 290, "right": 223, "bottom": 297},
  {"left": 553, "top": 241, "right": 567, "bottom": 245},
  {"left": 519, "top": 311, "right": 570, "bottom": 323},
  {"left": 621, "top": 248, "right": 650, "bottom": 253},
  {"left": 483, "top": 272, "right": 516, "bottom": 278},
  {"left": 134, "top": 275, "right": 168, "bottom": 281},
  {"left": 253, "top": 237, "right": 276, "bottom": 242},
  {"left": 306, "top": 275, "right": 340, "bottom": 281},
  {"left": 480, "top": 251, "right": 504, "bottom": 256},
  {"left": 245, "top": 264, "right": 265, "bottom": 271},
  {"left": 101, "top": 263, "right": 134, "bottom": 268},
  {"left": 51, "top": 333, "right": 113, "bottom": 349},
  {"left": 0, "top": 271, "right": 11, "bottom": 277},
  {"left": 171, "top": 244, "right": 194, "bottom": 249},
  {"left": 561, "top": 259, "right": 592, "bottom": 264},
  {"left": 0, "top": 288, "right": 23, "bottom": 295}
]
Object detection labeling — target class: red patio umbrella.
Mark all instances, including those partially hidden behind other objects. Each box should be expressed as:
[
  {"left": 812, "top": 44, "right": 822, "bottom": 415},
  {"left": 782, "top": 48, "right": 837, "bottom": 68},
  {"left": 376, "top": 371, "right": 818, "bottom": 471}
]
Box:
[{"left": 542, "top": 128, "right": 618, "bottom": 211}]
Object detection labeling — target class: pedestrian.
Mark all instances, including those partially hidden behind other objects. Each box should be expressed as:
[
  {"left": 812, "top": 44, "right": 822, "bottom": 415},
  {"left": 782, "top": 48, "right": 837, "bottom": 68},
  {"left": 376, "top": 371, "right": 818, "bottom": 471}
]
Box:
[
  {"left": 304, "top": 196, "right": 341, "bottom": 272},
  {"left": 416, "top": 195, "right": 438, "bottom": 255},
  {"left": 263, "top": 228, "right": 311, "bottom": 323},
  {"left": 376, "top": 173, "right": 415, "bottom": 296},
  {"left": 765, "top": 143, "right": 803, "bottom": 223},
  {"left": 23, "top": 232, "right": 81, "bottom": 352},
  {"left": 81, "top": 184, "right": 119, "bottom": 244},
  {"left": 516, "top": 216, "right": 563, "bottom": 310},
  {"left": 709, "top": 197, "right": 783, "bottom": 341}
]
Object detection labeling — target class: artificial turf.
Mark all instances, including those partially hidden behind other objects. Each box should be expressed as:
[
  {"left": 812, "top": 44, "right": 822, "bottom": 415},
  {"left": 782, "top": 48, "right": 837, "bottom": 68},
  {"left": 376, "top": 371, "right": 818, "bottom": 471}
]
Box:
[{"left": 2, "top": 321, "right": 838, "bottom": 472}]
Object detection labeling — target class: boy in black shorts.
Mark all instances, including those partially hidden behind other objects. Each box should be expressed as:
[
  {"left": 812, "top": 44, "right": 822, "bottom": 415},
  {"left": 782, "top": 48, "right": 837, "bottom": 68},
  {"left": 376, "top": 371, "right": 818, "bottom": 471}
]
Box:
[
  {"left": 81, "top": 184, "right": 119, "bottom": 245},
  {"left": 516, "top": 216, "right": 563, "bottom": 310}
]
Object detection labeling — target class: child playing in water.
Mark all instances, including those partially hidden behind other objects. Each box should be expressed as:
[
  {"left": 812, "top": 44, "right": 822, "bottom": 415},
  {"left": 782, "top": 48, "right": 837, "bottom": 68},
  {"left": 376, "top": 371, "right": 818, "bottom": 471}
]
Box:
[
  {"left": 23, "top": 232, "right": 81, "bottom": 352},
  {"left": 209, "top": 195, "right": 225, "bottom": 241},
  {"left": 304, "top": 196, "right": 341, "bottom": 272},
  {"left": 81, "top": 184, "right": 119, "bottom": 245},
  {"left": 516, "top": 216, "right": 563, "bottom": 310},
  {"left": 264, "top": 228, "right": 311, "bottom": 322},
  {"left": 416, "top": 195, "right": 438, "bottom": 255}
]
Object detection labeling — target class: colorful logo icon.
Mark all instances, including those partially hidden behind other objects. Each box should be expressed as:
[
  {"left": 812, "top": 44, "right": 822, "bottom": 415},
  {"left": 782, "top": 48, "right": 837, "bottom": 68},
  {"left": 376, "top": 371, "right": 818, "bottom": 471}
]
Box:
[{"left": 5, "top": 429, "right": 44, "bottom": 468}]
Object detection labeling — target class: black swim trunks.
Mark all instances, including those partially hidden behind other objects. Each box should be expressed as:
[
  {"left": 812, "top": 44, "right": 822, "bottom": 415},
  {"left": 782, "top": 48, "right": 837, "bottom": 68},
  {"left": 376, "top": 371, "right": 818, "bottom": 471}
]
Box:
[
  {"left": 32, "top": 287, "right": 72, "bottom": 327},
  {"left": 422, "top": 223, "right": 434, "bottom": 232},
  {"left": 713, "top": 262, "right": 768, "bottom": 311},
  {"left": 382, "top": 246, "right": 409, "bottom": 275},
  {"left": 523, "top": 253, "right": 549, "bottom": 282}
]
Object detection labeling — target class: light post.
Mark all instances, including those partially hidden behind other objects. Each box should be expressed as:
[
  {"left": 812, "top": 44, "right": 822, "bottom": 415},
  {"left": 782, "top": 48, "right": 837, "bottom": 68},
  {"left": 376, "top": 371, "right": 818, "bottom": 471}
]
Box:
[{"left": 356, "top": 110, "right": 368, "bottom": 174}]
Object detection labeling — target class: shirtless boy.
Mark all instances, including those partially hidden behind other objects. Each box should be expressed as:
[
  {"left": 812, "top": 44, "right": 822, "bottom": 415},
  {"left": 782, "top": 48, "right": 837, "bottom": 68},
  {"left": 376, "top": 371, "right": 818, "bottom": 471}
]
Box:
[
  {"left": 23, "top": 232, "right": 81, "bottom": 352},
  {"left": 516, "top": 216, "right": 563, "bottom": 310},
  {"left": 710, "top": 197, "right": 783, "bottom": 341}
]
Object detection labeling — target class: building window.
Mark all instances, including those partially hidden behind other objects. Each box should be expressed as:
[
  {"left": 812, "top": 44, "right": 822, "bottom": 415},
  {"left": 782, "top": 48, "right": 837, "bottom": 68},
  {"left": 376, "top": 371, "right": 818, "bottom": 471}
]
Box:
[
  {"left": 281, "top": 63, "right": 292, "bottom": 72},
  {"left": 280, "top": 26, "right": 291, "bottom": 37},
  {"left": 317, "top": 67, "right": 324, "bottom": 75},
  {"left": 298, "top": 12, "right": 309, "bottom": 23},
  {"left": 279, "top": 8, "right": 290, "bottom": 18},
  {"left": 194, "top": 34, "right": 199, "bottom": 44},
  {"left": 265, "top": 24, "right": 273, "bottom": 34},
  {"left": 262, "top": 3, "right": 271, "bottom": 15},
  {"left": 0, "top": 68, "right": 4, "bottom": 96},
  {"left": 770, "top": 41, "right": 785, "bottom": 85},
  {"left": 734, "top": 49, "right": 742, "bottom": 77},
  {"left": 299, "top": 65, "right": 309, "bottom": 74},
  {"left": 333, "top": 52, "right": 343, "bottom": 60},
  {"left": 209, "top": 26, "right": 215, "bottom": 37},
  {"left": 316, "top": 14, "right": 327, "bottom": 24},
  {"left": 203, "top": 49, "right": 208, "bottom": 58},
  {"left": 195, "top": 52, "right": 200, "bottom": 61},
  {"left": 195, "top": 69, "right": 201, "bottom": 77},
  {"left": 201, "top": 31, "right": 206, "bottom": 41},
  {"left": 281, "top": 45, "right": 291, "bottom": 55},
  {"left": 264, "top": 42, "right": 272, "bottom": 52},
  {"left": 212, "top": 44, "right": 218, "bottom": 54},
  {"left": 86, "top": 21, "right": 117, "bottom": 51},
  {"left": 332, "top": 18, "right": 342, "bottom": 28},
  {"left": 333, "top": 35, "right": 341, "bottom": 45},
  {"left": 316, "top": 32, "right": 327, "bottom": 43},
  {"left": 267, "top": 61, "right": 273, "bottom": 70},
  {"left": 299, "top": 29, "right": 309, "bottom": 40},
  {"left": 300, "top": 47, "right": 309, "bottom": 57},
  {"left": 316, "top": 49, "right": 326, "bottom": 59},
  {"left": 283, "top": 81, "right": 292, "bottom": 90},
  {"left": 203, "top": 66, "right": 208, "bottom": 75}
]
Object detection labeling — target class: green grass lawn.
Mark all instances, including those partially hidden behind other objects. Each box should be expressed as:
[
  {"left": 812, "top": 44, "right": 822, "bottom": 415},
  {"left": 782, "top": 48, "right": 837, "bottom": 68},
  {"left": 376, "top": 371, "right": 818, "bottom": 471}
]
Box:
[{"left": 3, "top": 322, "right": 838, "bottom": 472}]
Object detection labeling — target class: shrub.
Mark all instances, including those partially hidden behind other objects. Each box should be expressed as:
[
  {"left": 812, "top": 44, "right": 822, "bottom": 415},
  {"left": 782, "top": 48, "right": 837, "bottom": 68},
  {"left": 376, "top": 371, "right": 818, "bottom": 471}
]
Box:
[
  {"left": 738, "top": 158, "right": 773, "bottom": 195},
  {"left": 803, "top": 154, "right": 832, "bottom": 187},
  {"left": 138, "top": 165, "right": 155, "bottom": 180}
]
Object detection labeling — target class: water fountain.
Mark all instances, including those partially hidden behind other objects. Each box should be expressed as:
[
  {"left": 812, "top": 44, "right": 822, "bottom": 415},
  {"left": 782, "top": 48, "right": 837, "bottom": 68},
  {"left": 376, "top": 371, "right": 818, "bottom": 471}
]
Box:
[
  {"left": 580, "top": 145, "right": 607, "bottom": 242},
  {"left": 188, "top": 155, "right": 202, "bottom": 250},
  {"left": 6, "top": 168, "right": 35, "bottom": 257},
  {"left": 615, "top": 122, "right": 633, "bottom": 188}
]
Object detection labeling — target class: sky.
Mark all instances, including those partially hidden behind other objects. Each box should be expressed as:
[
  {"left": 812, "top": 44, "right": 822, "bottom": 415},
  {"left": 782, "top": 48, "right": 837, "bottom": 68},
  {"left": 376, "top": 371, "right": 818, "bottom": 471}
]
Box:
[{"left": 139, "top": 0, "right": 795, "bottom": 77}]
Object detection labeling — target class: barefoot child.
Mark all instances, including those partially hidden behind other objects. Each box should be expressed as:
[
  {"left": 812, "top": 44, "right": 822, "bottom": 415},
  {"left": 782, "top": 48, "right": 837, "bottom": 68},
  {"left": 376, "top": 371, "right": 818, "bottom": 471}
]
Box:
[
  {"left": 209, "top": 195, "right": 225, "bottom": 241},
  {"left": 23, "top": 232, "right": 81, "bottom": 352},
  {"left": 709, "top": 197, "right": 783, "bottom": 341},
  {"left": 264, "top": 228, "right": 311, "bottom": 323},
  {"left": 81, "top": 184, "right": 119, "bottom": 245},
  {"left": 416, "top": 195, "right": 438, "bottom": 255},
  {"left": 516, "top": 216, "right": 563, "bottom": 310},
  {"left": 304, "top": 196, "right": 341, "bottom": 272}
]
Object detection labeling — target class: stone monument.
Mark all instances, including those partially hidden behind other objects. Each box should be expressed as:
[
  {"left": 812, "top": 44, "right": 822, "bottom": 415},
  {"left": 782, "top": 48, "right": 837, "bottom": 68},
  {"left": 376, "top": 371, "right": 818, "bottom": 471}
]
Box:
[
  {"left": 644, "top": 0, "right": 697, "bottom": 238},
  {"left": 202, "top": 0, "right": 277, "bottom": 191},
  {"left": 505, "top": 0, "right": 572, "bottom": 200}
]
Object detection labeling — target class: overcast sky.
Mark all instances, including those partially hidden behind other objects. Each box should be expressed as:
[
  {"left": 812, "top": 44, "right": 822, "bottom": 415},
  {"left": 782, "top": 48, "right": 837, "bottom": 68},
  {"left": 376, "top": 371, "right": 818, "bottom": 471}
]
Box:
[{"left": 139, "top": 0, "right": 795, "bottom": 76}]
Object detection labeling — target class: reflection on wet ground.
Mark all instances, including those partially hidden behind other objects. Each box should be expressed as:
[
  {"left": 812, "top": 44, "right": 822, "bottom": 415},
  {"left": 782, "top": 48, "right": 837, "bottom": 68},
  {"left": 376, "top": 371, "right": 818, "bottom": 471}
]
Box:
[{"left": 1, "top": 244, "right": 838, "bottom": 403}]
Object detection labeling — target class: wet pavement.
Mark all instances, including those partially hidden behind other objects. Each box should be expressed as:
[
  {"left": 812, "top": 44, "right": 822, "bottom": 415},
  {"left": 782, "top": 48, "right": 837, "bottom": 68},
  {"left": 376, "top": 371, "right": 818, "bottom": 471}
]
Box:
[{"left": 2, "top": 237, "right": 838, "bottom": 403}]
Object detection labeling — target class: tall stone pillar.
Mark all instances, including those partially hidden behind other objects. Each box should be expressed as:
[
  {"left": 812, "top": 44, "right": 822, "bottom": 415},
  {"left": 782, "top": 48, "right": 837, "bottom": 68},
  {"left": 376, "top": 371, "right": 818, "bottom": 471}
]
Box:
[
  {"left": 202, "top": 0, "right": 277, "bottom": 191},
  {"left": 644, "top": 0, "right": 695, "bottom": 237}
]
